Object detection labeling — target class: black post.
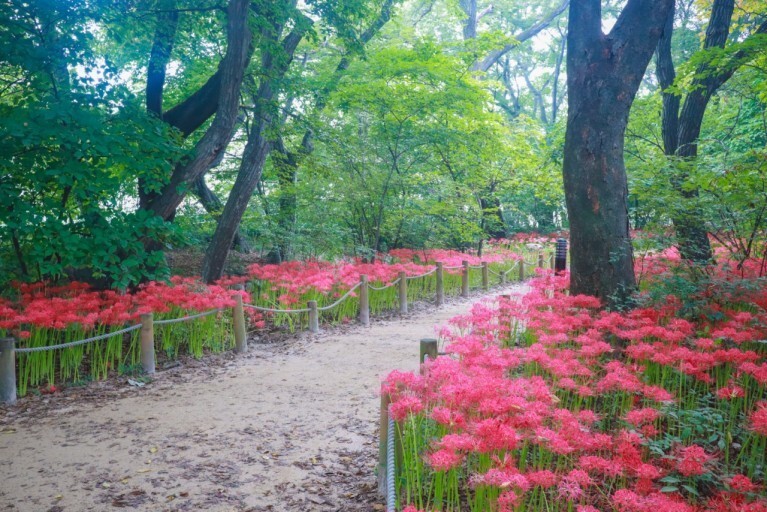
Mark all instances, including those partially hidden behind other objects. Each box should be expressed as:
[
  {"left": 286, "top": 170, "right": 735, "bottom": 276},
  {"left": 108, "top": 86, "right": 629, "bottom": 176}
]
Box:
[{"left": 555, "top": 238, "right": 568, "bottom": 274}]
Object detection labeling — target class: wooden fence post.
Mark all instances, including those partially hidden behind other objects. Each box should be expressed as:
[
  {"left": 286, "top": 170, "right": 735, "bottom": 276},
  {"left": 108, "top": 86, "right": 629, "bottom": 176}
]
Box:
[
  {"left": 233, "top": 294, "right": 247, "bottom": 353},
  {"left": 519, "top": 259, "right": 525, "bottom": 281},
  {"left": 550, "top": 253, "right": 556, "bottom": 270},
  {"left": 359, "top": 275, "right": 370, "bottom": 326},
  {"left": 308, "top": 301, "right": 319, "bottom": 333},
  {"left": 419, "top": 338, "right": 438, "bottom": 374},
  {"left": 481, "top": 262, "right": 489, "bottom": 291},
  {"left": 140, "top": 313, "right": 155, "bottom": 374},
  {"left": 0, "top": 338, "right": 16, "bottom": 404},
  {"left": 461, "top": 260, "right": 469, "bottom": 298},
  {"left": 538, "top": 252, "right": 544, "bottom": 268},
  {"left": 378, "top": 387, "right": 391, "bottom": 496},
  {"left": 435, "top": 262, "right": 444, "bottom": 306},
  {"left": 398, "top": 271, "right": 408, "bottom": 314}
]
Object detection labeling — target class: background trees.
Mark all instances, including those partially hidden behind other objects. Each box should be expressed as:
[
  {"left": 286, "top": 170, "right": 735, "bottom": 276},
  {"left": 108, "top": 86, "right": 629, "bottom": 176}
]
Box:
[{"left": 2, "top": 0, "right": 766, "bottom": 298}]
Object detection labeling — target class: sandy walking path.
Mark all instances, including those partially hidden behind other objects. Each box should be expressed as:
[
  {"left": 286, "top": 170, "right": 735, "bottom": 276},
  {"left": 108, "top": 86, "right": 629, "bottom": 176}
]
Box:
[{"left": 0, "top": 285, "right": 526, "bottom": 512}]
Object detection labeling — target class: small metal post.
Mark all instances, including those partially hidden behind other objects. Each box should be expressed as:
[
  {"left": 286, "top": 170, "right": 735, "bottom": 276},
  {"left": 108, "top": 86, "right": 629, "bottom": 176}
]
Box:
[
  {"left": 398, "top": 271, "right": 408, "bottom": 314},
  {"left": 481, "top": 262, "right": 489, "bottom": 290},
  {"left": 519, "top": 259, "right": 525, "bottom": 281},
  {"left": 555, "top": 238, "right": 568, "bottom": 274},
  {"left": 359, "top": 275, "right": 370, "bottom": 326},
  {"left": 308, "top": 301, "right": 319, "bottom": 333},
  {"left": 0, "top": 338, "right": 17, "bottom": 404},
  {"left": 419, "top": 338, "right": 438, "bottom": 373},
  {"left": 233, "top": 294, "right": 247, "bottom": 353},
  {"left": 140, "top": 313, "right": 155, "bottom": 374},
  {"left": 435, "top": 262, "right": 444, "bottom": 306},
  {"left": 461, "top": 260, "right": 469, "bottom": 297}
]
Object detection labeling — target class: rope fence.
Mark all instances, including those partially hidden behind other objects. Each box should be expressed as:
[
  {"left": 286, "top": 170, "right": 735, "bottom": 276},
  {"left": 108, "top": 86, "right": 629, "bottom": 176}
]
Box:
[
  {"left": 154, "top": 308, "right": 222, "bottom": 326},
  {"left": 369, "top": 280, "right": 400, "bottom": 291},
  {"left": 13, "top": 324, "right": 143, "bottom": 354},
  {"left": 1, "top": 248, "right": 558, "bottom": 404}
]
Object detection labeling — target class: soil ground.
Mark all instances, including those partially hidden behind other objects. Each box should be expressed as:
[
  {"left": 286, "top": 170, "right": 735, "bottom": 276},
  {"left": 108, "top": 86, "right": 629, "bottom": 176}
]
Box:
[{"left": 0, "top": 285, "right": 526, "bottom": 512}]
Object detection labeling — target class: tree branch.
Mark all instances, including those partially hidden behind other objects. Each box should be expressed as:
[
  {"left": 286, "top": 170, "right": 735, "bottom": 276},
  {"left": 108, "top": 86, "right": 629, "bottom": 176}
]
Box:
[{"left": 473, "top": 0, "right": 569, "bottom": 72}]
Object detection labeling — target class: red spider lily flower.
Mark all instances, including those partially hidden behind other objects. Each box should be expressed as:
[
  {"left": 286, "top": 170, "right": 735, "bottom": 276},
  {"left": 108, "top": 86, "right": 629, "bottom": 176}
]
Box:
[{"left": 676, "top": 445, "right": 713, "bottom": 477}]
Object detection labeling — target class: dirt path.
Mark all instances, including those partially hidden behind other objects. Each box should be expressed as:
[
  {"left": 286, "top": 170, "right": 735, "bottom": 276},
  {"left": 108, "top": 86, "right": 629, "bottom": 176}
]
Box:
[{"left": 0, "top": 285, "right": 526, "bottom": 512}]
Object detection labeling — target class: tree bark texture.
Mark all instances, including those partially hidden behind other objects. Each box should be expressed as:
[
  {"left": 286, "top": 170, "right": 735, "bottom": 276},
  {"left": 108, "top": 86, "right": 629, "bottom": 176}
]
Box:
[
  {"left": 144, "top": 0, "right": 252, "bottom": 222},
  {"left": 202, "top": 18, "right": 311, "bottom": 282},
  {"left": 563, "top": 0, "right": 673, "bottom": 307},
  {"left": 655, "top": 0, "right": 766, "bottom": 263}
]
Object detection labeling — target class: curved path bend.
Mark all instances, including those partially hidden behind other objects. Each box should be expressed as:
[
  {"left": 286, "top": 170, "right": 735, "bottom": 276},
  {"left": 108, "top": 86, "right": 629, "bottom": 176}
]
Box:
[{"left": 0, "top": 285, "right": 527, "bottom": 512}]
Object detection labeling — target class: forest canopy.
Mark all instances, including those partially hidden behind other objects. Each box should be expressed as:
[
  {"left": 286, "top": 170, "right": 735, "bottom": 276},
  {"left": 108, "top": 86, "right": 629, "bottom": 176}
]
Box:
[{"left": 1, "top": 0, "right": 765, "bottom": 290}]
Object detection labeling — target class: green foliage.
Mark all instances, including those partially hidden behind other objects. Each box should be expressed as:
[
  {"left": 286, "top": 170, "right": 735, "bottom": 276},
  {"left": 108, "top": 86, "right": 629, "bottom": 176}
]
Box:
[{"left": 0, "top": 0, "right": 185, "bottom": 288}]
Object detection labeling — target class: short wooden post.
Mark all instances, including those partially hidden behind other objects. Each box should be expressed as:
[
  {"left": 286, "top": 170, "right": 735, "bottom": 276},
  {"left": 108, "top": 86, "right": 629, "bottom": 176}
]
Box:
[
  {"left": 398, "top": 271, "right": 408, "bottom": 314},
  {"left": 308, "top": 300, "right": 319, "bottom": 333},
  {"left": 419, "top": 338, "right": 438, "bottom": 374},
  {"left": 378, "top": 388, "right": 391, "bottom": 495},
  {"left": 435, "top": 262, "right": 444, "bottom": 306},
  {"left": 519, "top": 259, "right": 525, "bottom": 281},
  {"left": 481, "top": 262, "right": 489, "bottom": 290},
  {"left": 233, "top": 294, "right": 247, "bottom": 353},
  {"left": 550, "top": 253, "right": 556, "bottom": 270},
  {"left": 461, "top": 260, "right": 469, "bottom": 297},
  {"left": 538, "top": 252, "right": 544, "bottom": 268},
  {"left": 359, "top": 275, "right": 370, "bottom": 326},
  {"left": 140, "top": 313, "right": 155, "bottom": 374},
  {"left": 0, "top": 338, "right": 17, "bottom": 404}
]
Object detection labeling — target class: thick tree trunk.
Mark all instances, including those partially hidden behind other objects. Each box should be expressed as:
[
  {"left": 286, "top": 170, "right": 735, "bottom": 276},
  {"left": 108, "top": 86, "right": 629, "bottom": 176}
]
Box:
[
  {"left": 142, "top": 0, "right": 251, "bottom": 221},
  {"left": 654, "top": 0, "right": 767, "bottom": 264},
  {"left": 202, "top": 21, "right": 311, "bottom": 283},
  {"left": 192, "top": 176, "right": 251, "bottom": 252},
  {"left": 563, "top": 0, "right": 673, "bottom": 308}
]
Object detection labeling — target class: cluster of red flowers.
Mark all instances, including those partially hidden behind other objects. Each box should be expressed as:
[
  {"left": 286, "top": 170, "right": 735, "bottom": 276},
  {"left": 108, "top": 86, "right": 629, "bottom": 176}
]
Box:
[
  {"left": 386, "top": 267, "right": 767, "bottom": 512},
  {"left": 247, "top": 260, "right": 430, "bottom": 304},
  {"left": 389, "top": 247, "right": 521, "bottom": 267},
  {"left": 0, "top": 277, "right": 247, "bottom": 335},
  {"left": 247, "top": 246, "right": 522, "bottom": 307}
]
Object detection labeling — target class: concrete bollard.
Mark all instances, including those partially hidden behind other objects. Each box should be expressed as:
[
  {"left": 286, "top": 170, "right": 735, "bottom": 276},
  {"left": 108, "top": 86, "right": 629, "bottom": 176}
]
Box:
[
  {"left": 435, "top": 262, "right": 444, "bottom": 306},
  {"left": 233, "top": 294, "right": 247, "bottom": 353},
  {"left": 398, "top": 271, "right": 408, "bottom": 314},
  {"left": 140, "top": 313, "right": 155, "bottom": 374},
  {"left": 359, "top": 275, "right": 370, "bottom": 326},
  {"left": 461, "top": 260, "right": 469, "bottom": 297},
  {"left": 0, "top": 338, "right": 16, "bottom": 404},
  {"left": 308, "top": 301, "right": 319, "bottom": 333}
]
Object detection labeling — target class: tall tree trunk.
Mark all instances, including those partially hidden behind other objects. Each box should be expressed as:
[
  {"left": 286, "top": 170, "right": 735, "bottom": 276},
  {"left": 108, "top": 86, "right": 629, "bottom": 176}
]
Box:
[
  {"left": 142, "top": 0, "right": 252, "bottom": 221},
  {"left": 563, "top": 0, "right": 673, "bottom": 308},
  {"left": 192, "top": 176, "right": 251, "bottom": 252},
  {"left": 656, "top": 0, "right": 766, "bottom": 263},
  {"left": 202, "top": 19, "right": 311, "bottom": 283}
]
